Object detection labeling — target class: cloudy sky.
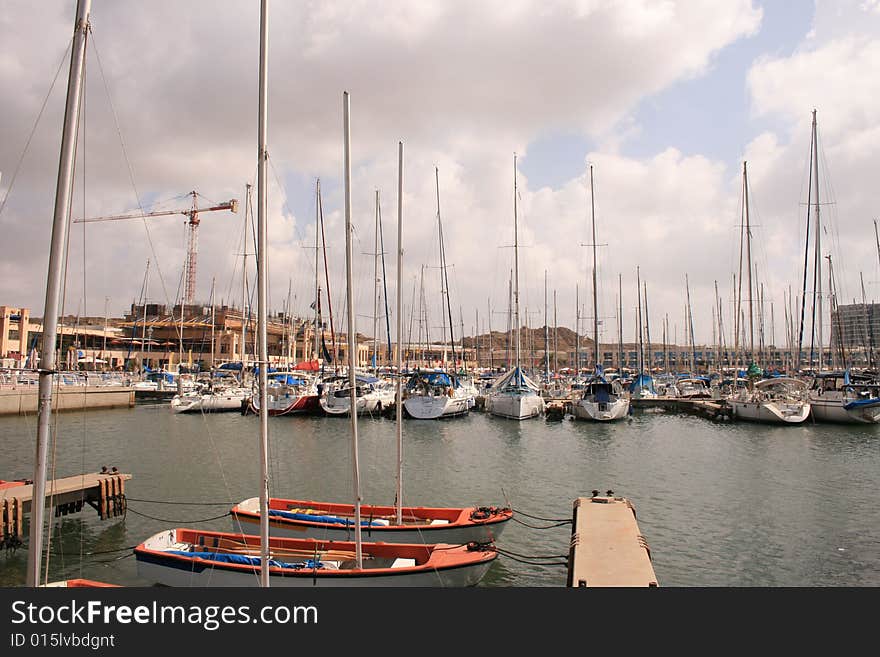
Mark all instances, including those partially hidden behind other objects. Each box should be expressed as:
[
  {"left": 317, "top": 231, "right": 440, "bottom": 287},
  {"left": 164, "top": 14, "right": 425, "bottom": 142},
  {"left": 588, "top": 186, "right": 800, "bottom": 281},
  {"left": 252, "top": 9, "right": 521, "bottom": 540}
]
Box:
[{"left": 2, "top": 0, "right": 879, "bottom": 353}]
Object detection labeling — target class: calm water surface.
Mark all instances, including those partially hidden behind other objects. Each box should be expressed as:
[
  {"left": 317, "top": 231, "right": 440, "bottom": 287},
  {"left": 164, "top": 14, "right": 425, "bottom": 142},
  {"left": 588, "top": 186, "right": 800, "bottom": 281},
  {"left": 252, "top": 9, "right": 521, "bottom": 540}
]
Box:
[{"left": 1, "top": 403, "right": 878, "bottom": 587}]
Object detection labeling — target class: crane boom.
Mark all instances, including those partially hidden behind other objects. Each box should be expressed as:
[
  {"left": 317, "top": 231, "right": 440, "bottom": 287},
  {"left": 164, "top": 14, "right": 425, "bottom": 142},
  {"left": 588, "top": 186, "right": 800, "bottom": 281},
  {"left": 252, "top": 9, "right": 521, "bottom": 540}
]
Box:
[{"left": 73, "top": 190, "right": 238, "bottom": 305}]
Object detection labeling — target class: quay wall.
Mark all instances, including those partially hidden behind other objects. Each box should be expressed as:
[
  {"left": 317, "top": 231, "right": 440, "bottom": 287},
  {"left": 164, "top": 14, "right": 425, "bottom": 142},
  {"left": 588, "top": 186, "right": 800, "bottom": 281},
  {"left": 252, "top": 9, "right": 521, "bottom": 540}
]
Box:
[{"left": 0, "top": 386, "right": 135, "bottom": 416}]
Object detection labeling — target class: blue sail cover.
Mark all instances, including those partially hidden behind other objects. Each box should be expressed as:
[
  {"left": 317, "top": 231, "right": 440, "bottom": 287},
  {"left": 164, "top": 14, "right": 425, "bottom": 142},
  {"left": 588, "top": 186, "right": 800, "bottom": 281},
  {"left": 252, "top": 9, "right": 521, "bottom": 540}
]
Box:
[
  {"left": 409, "top": 371, "right": 452, "bottom": 387},
  {"left": 168, "top": 551, "right": 324, "bottom": 569},
  {"left": 269, "top": 509, "right": 388, "bottom": 526},
  {"left": 629, "top": 373, "right": 656, "bottom": 393}
]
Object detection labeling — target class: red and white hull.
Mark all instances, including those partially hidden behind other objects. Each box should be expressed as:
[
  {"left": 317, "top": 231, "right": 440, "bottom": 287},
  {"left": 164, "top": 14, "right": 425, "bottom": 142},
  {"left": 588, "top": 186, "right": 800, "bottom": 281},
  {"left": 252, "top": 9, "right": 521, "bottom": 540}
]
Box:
[
  {"left": 230, "top": 496, "right": 512, "bottom": 544},
  {"left": 134, "top": 528, "right": 496, "bottom": 587}
]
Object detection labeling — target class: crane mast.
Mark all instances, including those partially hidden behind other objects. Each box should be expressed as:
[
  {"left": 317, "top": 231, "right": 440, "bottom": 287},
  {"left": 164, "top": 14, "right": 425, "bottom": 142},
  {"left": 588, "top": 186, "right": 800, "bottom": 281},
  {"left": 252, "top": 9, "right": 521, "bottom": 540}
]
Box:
[{"left": 74, "top": 190, "right": 238, "bottom": 305}]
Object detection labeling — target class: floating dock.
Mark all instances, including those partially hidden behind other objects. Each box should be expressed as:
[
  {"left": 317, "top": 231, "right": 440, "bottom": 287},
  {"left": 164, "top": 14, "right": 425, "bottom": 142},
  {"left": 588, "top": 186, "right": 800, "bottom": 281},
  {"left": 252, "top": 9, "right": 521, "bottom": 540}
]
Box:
[
  {"left": 567, "top": 494, "right": 658, "bottom": 587},
  {"left": 630, "top": 396, "right": 732, "bottom": 420},
  {"left": 0, "top": 386, "right": 135, "bottom": 416},
  {"left": 1, "top": 471, "right": 131, "bottom": 550}
]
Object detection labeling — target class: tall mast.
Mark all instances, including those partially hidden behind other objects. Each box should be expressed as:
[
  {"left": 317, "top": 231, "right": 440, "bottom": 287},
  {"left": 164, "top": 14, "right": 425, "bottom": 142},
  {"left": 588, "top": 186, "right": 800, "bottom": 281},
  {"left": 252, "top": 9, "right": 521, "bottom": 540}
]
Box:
[
  {"left": 317, "top": 180, "right": 338, "bottom": 369},
  {"left": 575, "top": 284, "right": 580, "bottom": 374},
  {"left": 343, "top": 91, "right": 363, "bottom": 567},
  {"left": 241, "top": 185, "right": 251, "bottom": 367},
  {"left": 589, "top": 165, "right": 599, "bottom": 368},
  {"left": 636, "top": 266, "right": 643, "bottom": 375},
  {"left": 487, "top": 298, "right": 493, "bottom": 371},
  {"left": 314, "top": 180, "right": 321, "bottom": 361},
  {"left": 256, "top": 0, "right": 270, "bottom": 587},
  {"left": 544, "top": 271, "right": 549, "bottom": 381},
  {"left": 28, "top": 0, "right": 91, "bottom": 587},
  {"left": 643, "top": 282, "right": 652, "bottom": 375},
  {"left": 744, "top": 161, "right": 755, "bottom": 364},
  {"left": 395, "top": 141, "right": 404, "bottom": 525},
  {"left": 379, "top": 196, "right": 392, "bottom": 365},
  {"left": 618, "top": 275, "right": 623, "bottom": 372},
  {"left": 373, "top": 190, "right": 380, "bottom": 371},
  {"left": 812, "top": 110, "right": 824, "bottom": 370},
  {"left": 553, "top": 290, "right": 558, "bottom": 374},
  {"left": 686, "top": 274, "right": 696, "bottom": 372},
  {"left": 513, "top": 154, "right": 521, "bottom": 374}
]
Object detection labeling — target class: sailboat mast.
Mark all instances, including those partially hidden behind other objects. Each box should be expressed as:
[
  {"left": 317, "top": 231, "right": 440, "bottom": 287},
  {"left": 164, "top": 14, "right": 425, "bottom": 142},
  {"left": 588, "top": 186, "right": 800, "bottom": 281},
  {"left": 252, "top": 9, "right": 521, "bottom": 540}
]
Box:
[
  {"left": 513, "top": 154, "right": 521, "bottom": 374},
  {"left": 395, "top": 141, "right": 404, "bottom": 525},
  {"left": 314, "top": 181, "right": 321, "bottom": 361},
  {"left": 342, "top": 91, "right": 363, "bottom": 567},
  {"left": 636, "top": 266, "right": 643, "bottom": 375},
  {"left": 618, "top": 275, "right": 623, "bottom": 373},
  {"left": 373, "top": 190, "right": 380, "bottom": 371},
  {"left": 575, "top": 284, "right": 580, "bottom": 374},
  {"left": 28, "top": 0, "right": 91, "bottom": 588},
  {"left": 744, "top": 161, "right": 755, "bottom": 363},
  {"left": 241, "top": 185, "right": 251, "bottom": 368},
  {"left": 317, "top": 180, "right": 338, "bottom": 369},
  {"left": 812, "top": 110, "right": 824, "bottom": 371},
  {"left": 589, "top": 166, "right": 599, "bottom": 368},
  {"left": 256, "top": 0, "right": 270, "bottom": 587},
  {"left": 544, "top": 271, "right": 549, "bottom": 381},
  {"left": 643, "top": 282, "right": 652, "bottom": 375}
]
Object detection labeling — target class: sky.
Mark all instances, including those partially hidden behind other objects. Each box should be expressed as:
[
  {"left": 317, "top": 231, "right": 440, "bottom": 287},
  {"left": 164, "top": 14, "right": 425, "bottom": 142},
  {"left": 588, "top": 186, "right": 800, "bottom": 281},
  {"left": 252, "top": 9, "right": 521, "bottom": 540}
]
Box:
[{"left": 2, "top": 0, "right": 879, "bottom": 352}]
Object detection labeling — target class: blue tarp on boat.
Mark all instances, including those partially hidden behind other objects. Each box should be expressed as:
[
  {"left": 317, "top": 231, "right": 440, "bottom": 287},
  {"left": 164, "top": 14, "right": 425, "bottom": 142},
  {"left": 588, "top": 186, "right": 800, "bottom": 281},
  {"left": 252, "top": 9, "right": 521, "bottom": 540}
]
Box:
[
  {"left": 167, "top": 551, "right": 323, "bottom": 569},
  {"left": 269, "top": 509, "right": 388, "bottom": 526}
]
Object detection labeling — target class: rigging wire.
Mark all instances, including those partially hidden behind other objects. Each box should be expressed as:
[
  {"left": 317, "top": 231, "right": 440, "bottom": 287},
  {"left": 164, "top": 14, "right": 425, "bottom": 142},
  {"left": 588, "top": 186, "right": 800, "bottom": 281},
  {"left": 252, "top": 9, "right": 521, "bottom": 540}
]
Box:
[{"left": 0, "top": 40, "right": 73, "bottom": 219}]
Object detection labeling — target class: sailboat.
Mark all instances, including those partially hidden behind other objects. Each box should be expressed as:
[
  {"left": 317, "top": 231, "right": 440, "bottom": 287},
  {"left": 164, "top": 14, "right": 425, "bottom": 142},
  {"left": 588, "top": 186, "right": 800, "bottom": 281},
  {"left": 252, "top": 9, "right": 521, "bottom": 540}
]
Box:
[
  {"left": 485, "top": 154, "right": 546, "bottom": 420},
  {"left": 572, "top": 165, "right": 630, "bottom": 422},
  {"left": 727, "top": 161, "right": 810, "bottom": 424},
  {"left": 135, "top": 37, "right": 496, "bottom": 586},
  {"left": 797, "top": 111, "right": 880, "bottom": 423},
  {"left": 402, "top": 167, "right": 473, "bottom": 420}
]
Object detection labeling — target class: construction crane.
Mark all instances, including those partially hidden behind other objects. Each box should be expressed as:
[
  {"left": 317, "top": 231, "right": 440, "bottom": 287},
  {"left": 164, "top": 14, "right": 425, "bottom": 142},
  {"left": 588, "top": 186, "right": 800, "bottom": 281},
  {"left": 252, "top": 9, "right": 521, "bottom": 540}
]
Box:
[{"left": 73, "top": 190, "right": 238, "bottom": 305}]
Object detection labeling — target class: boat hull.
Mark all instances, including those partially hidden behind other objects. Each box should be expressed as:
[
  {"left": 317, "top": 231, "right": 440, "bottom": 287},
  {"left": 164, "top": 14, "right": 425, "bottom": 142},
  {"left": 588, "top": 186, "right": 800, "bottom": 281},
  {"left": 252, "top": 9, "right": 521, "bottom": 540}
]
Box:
[
  {"left": 230, "top": 497, "right": 512, "bottom": 544},
  {"left": 809, "top": 394, "right": 880, "bottom": 424},
  {"left": 729, "top": 399, "right": 811, "bottom": 424},
  {"left": 485, "top": 392, "right": 544, "bottom": 420},
  {"left": 134, "top": 528, "right": 496, "bottom": 587},
  {"left": 172, "top": 389, "right": 249, "bottom": 414},
  {"left": 403, "top": 394, "right": 469, "bottom": 419},
  {"left": 572, "top": 398, "right": 630, "bottom": 421}
]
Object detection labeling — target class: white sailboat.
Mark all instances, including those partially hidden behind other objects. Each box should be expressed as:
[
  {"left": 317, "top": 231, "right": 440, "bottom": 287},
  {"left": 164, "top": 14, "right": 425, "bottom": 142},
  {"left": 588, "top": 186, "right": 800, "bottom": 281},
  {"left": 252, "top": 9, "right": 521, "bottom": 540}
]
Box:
[
  {"left": 573, "top": 165, "right": 630, "bottom": 422},
  {"left": 485, "top": 154, "right": 545, "bottom": 420},
  {"left": 135, "top": 27, "right": 496, "bottom": 585},
  {"left": 402, "top": 168, "right": 472, "bottom": 420},
  {"left": 726, "top": 161, "right": 810, "bottom": 424}
]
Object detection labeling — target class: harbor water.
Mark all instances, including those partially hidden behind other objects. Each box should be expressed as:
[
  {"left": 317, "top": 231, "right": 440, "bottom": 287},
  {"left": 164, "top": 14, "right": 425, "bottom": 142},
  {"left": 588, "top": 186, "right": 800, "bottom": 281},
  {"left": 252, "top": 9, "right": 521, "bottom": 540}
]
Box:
[{"left": 1, "top": 403, "right": 878, "bottom": 587}]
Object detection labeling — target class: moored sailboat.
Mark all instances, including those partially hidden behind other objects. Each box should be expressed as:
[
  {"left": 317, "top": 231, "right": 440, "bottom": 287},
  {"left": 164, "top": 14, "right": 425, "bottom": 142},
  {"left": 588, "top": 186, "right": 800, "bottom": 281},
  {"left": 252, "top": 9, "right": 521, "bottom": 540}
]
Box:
[
  {"left": 572, "top": 165, "right": 629, "bottom": 422},
  {"left": 485, "top": 154, "right": 545, "bottom": 420}
]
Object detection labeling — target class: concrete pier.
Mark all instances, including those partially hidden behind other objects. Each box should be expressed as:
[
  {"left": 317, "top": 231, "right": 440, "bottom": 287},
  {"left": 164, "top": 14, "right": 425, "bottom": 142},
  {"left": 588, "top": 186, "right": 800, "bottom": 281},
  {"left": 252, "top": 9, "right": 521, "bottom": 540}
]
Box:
[
  {"left": 0, "top": 386, "right": 135, "bottom": 416},
  {"left": 567, "top": 494, "right": 658, "bottom": 587}
]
